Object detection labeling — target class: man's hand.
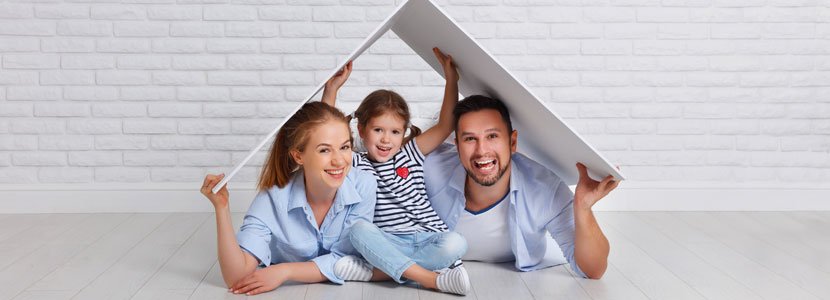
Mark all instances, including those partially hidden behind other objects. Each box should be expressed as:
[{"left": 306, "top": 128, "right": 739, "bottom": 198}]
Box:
[
  {"left": 573, "top": 163, "right": 620, "bottom": 211},
  {"left": 230, "top": 264, "right": 290, "bottom": 296}
]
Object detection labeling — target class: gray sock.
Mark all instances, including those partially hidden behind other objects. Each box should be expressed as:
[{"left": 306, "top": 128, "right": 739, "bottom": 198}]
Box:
[{"left": 334, "top": 255, "right": 373, "bottom": 282}]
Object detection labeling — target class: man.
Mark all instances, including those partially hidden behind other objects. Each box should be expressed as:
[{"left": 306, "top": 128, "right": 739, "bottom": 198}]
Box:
[{"left": 424, "top": 95, "right": 619, "bottom": 278}]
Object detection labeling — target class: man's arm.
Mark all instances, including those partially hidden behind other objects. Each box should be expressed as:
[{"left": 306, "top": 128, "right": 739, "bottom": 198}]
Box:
[
  {"left": 572, "top": 163, "right": 619, "bottom": 279},
  {"left": 573, "top": 208, "right": 610, "bottom": 279}
]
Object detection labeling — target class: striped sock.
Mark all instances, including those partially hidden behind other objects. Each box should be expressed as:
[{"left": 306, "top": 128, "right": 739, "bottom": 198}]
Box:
[
  {"left": 436, "top": 265, "right": 471, "bottom": 295},
  {"left": 334, "top": 255, "right": 373, "bottom": 282}
]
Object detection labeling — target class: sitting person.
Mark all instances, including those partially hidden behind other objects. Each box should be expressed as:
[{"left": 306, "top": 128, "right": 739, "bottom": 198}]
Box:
[
  {"left": 199, "top": 102, "right": 377, "bottom": 296},
  {"left": 424, "top": 95, "right": 620, "bottom": 278}
]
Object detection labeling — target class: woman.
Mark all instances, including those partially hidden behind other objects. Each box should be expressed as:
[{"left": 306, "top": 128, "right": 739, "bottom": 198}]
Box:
[{"left": 200, "top": 102, "right": 377, "bottom": 296}]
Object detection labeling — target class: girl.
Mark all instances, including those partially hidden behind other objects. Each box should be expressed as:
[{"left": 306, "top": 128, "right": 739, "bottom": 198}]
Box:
[
  {"left": 200, "top": 102, "right": 377, "bottom": 296},
  {"left": 321, "top": 48, "right": 470, "bottom": 295}
]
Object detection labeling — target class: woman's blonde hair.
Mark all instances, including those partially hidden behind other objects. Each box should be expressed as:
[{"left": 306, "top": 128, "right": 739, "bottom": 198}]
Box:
[
  {"left": 353, "top": 89, "right": 421, "bottom": 144},
  {"left": 258, "top": 101, "right": 352, "bottom": 191}
]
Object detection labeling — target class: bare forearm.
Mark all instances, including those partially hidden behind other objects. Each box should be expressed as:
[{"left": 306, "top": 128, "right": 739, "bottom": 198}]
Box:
[
  {"left": 215, "top": 207, "right": 256, "bottom": 286},
  {"left": 436, "top": 78, "right": 458, "bottom": 129},
  {"left": 321, "top": 88, "right": 337, "bottom": 106},
  {"left": 573, "top": 208, "right": 609, "bottom": 279}
]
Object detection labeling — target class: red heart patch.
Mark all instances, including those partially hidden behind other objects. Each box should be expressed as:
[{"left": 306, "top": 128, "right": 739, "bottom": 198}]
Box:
[{"left": 396, "top": 167, "right": 409, "bottom": 179}]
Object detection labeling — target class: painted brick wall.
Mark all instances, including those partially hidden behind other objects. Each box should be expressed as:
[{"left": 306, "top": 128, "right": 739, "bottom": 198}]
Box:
[{"left": 1, "top": 0, "right": 829, "bottom": 186}]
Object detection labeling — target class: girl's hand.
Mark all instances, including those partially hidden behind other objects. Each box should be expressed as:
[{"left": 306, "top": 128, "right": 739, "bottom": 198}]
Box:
[
  {"left": 230, "top": 265, "right": 290, "bottom": 296},
  {"left": 433, "top": 47, "right": 458, "bottom": 83},
  {"left": 325, "top": 61, "right": 353, "bottom": 92},
  {"left": 200, "top": 173, "right": 229, "bottom": 210}
]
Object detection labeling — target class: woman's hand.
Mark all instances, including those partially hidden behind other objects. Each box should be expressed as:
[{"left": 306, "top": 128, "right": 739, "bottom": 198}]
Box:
[
  {"left": 573, "top": 163, "right": 620, "bottom": 212},
  {"left": 200, "top": 173, "right": 229, "bottom": 210},
  {"left": 433, "top": 47, "right": 458, "bottom": 83},
  {"left": 230, "top": 264, "right": 290, "bottom": 296}
]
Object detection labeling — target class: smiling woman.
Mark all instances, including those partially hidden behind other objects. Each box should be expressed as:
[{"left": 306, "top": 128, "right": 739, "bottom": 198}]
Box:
[{"left": 199, "top": 101, "right": 378, "bottom": 296}]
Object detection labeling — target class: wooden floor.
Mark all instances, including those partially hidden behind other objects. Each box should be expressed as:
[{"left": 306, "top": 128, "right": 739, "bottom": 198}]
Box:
[{"left": 1, "top": 212, "right": 829, "bottom": 300}]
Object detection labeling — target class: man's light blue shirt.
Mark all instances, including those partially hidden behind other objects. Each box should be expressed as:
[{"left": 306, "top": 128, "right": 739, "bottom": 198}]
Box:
[
  {"left": 236, "top": 168, "right": 377, "bottom": 284},
  {"left": 424, "top": 143, "right": 586, "bottom": 277}
]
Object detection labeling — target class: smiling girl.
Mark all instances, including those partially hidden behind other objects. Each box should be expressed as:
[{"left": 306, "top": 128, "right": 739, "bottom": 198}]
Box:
[{"left": 321, "top": 48, "right": 470, "bottom": 295}]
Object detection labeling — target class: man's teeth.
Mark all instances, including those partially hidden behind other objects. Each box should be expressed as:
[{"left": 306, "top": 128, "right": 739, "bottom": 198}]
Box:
[
  {"left": 475, "top": 159, "right": 495, "bottom": 166},
  {"left": 326, "top": 169, "right": 343, "bottom": 175}
]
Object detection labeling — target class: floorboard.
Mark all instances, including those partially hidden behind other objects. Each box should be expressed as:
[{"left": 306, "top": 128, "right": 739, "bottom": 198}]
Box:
[{"left": 0, "top": 212, "right": 825, "bottom": 300}]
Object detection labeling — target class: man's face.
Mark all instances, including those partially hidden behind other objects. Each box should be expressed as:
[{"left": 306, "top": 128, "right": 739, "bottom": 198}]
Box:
[{"left": 455, "top": 109, "right": 517, "bottom": 187}]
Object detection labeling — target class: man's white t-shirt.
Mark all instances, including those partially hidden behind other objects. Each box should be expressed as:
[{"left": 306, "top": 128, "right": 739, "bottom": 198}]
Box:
[{"left": 454, "top": 196, "right": 515, "bottom": 263}]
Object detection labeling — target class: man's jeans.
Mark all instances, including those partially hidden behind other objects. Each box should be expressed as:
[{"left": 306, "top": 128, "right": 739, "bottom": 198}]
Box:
[{"left": 349, "top": 220, "right": 467, "bottom": 283}]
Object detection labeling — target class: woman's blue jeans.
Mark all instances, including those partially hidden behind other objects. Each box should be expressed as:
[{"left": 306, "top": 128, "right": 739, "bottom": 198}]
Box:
[{"left": 349, "top": 220, "right": 467, "bottom": 283}]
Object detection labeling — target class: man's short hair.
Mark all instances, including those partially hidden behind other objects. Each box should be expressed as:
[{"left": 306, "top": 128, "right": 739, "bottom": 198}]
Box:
[{"left": 453, "top": 95, "right": 513, "bottom": 133}]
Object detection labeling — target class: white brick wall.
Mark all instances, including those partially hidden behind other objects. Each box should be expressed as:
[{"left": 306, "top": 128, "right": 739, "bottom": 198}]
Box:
[{"left": 1, "top": 0, "right": 829, "bottom": 189}]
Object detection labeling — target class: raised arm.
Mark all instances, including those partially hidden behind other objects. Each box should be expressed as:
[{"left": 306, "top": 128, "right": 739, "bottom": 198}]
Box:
[
  {"left": 572, "top": 163, "right": 619, "bottom": 279},
  {"left": 321, "top": 61, "right": 353, "bottom": 107},
  {"left": 414, "top": 47, "right": 459, "bottom": 155},
  {"left": 201, "top": 174, "right": 259, "bottom": 287}
]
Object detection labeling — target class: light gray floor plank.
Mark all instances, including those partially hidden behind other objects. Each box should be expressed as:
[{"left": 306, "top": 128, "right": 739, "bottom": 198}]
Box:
[
  {"left": 519, "top": 264, "right": 591, "bottom": 300},
  {"left": 362, "top": 281, "right": 419, "bottom": 300},
  {"left": 674, "top": 212, "right": 830, "bottom": 299},
  {"left": 465, "top": 261, "right": 533, "bottom": 300},
  {"left": 1, "top": 214, "right": 130, "bottom": 300},
  {"left": 0, "top": 214, "right": 40, "bottom": 243},
  {"left": 26, "top": 214, "right": 169, "bottom": 293},
  {"left": 11, "top": 290, "right": 75, "bottom": 300},
  {"left": 305, "top": 281, "right": 362, "bottom": 300},
  {"left": 741, "top": 212, "right": 830, "bottom": 274},
  {"left": 71, "top": 213, "right": 206, "bottom": 300},
  {"left": 567, "top": 262, "right": 649, "bottom": 300},
  {"left": 639, "top": 212, "right": 819, "bottom": 300},
  {"left": 130, "top": 289, "right": 193, "bottom": 300},
  {"left": 0, "top": 214, "right": 89, "bottom": 270},
  {"left": 4, "top": 212, "right": 828, "bottom": 299},
  {"left": 132, "top": 213, "right": 214, "bottom": 292},
  {"left": 602, "top": 212, "right": 761, "bottom": 300},
  {"left": 597, "top": 215, "right": 705, "bottom": 300},
  {"left": 189, "top": 261, "right": 248, "bottom": 300}
]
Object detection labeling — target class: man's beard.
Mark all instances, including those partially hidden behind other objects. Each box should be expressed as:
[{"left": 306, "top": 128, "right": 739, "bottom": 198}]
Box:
[{"left": 464, "top": 159, "right": 510, "bottom": 187}]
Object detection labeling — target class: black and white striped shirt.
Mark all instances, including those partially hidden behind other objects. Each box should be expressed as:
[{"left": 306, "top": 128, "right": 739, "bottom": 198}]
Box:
[{"left": 353, "top": 139, "right": 449, "bottom": 234}]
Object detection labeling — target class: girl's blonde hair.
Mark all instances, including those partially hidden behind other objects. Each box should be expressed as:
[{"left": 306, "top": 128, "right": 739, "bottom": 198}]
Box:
[
  {"left": 258, "top": 101, "right": 352, "bottom": 191},
  {"left": 353, "top": 89, "right": 421, "bottom": 143}
]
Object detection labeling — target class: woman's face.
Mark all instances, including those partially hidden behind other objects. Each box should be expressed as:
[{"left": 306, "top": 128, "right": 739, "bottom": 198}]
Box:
[{"left": 292, "top": 120, "right": 353, "bottom": 191}]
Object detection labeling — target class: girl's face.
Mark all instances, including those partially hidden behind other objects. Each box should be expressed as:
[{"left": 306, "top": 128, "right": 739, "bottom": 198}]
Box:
[
  {"left": 359, "top": 112, "right": 406, "bottom": 163},
  {"left": 292, "top": 120, "right": 353, "bottom": 191}
]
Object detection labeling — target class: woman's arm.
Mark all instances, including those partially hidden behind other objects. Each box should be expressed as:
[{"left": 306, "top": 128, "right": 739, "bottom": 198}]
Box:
[
  {"left": 201, "top": 174, "right": 259, "bottom": 287},
  {"left": 415, "top": 47, "right": 459, "bottom": 155},
  {"left": 321, "top": 61, "right": 353, "bottom": 106},
  {"left": 229, "top": 262, "right": 327, "bottom": 295}
]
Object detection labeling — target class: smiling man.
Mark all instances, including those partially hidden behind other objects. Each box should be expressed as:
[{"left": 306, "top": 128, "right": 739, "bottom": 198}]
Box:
[{"left": 424, "top": 95, "right": 619, "bottom": 279}]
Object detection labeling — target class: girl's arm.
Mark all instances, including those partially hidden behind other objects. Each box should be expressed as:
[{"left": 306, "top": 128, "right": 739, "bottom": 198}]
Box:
[
  {"left": 229, "top": 262, "right": 327, "bottom": 295},
  {"left": 415, "top": 47, "right": 459, "bottom": 155},
  {"left": 321, "top": 61, "right": 353, "bottom": 106},
  {"left": 201, "top": 174, "right": 259, "bottom": 287}
]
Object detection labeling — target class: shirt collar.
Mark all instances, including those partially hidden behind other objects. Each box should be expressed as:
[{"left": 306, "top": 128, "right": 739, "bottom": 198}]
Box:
[{"left": 287, "top": 169, "right": 362, "bottom": 213}]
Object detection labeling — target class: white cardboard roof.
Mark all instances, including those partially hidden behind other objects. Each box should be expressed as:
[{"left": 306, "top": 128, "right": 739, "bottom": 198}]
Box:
[{"left": 214, "top": 0, "right": 624, "bottom": 194}]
